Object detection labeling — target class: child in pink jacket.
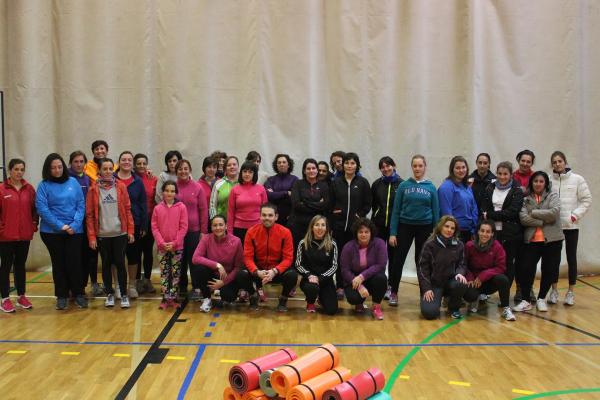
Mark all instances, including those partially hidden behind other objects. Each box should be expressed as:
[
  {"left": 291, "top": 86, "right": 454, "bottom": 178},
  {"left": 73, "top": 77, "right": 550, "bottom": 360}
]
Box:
[{"left": 151, "top": 181, "right": 188, "bottom": 309}]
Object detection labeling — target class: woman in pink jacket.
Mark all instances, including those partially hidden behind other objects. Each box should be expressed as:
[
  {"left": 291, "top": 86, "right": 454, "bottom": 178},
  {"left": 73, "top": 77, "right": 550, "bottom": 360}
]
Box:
[
  {"left": 151, "top": 180, "right": 188, "bottom": 309},
  {"left": 0, "top": 159, "right": 38, "bottom": 313}
]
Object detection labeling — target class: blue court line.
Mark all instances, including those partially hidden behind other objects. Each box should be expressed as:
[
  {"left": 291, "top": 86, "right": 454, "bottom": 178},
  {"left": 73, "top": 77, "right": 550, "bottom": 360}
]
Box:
[
  {"left": 204, "top": 332, "right": 212, "bottom": 338},
  {"left": 209, "top": 322, "right": 216, "bottom": 327},
  {"left": 177, "top": 344, "right": 206, "bottom": 400},
  {"left": 555, "top": 342, "right": 600, "bottom": 346}
]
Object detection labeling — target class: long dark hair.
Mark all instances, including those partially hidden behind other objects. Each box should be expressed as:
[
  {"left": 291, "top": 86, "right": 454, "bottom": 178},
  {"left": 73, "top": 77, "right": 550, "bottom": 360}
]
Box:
[
  {"left": 527, "top": 171, "right": 551, "bottom": 194},
  {"left": 42, "top": 153, "right": 69, "bottom": 182},
  {"left": 447, "top": 156, "right": 470, "bottom": 185}
]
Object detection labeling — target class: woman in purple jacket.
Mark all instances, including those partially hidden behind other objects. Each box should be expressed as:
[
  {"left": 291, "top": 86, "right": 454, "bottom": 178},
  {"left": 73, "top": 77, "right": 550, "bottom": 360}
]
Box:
[
  {"left": 264, "top": 154, "right": 298, "bottom": 226},
  {"left": 340, "top": 218, "right": 387, "bottom": 320}
]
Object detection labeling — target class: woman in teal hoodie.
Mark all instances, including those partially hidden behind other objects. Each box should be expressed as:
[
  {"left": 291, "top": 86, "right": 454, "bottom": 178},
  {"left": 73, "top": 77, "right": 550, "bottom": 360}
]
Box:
[{"left": 387, "top": 155, "right": 439, "bottom": 306}]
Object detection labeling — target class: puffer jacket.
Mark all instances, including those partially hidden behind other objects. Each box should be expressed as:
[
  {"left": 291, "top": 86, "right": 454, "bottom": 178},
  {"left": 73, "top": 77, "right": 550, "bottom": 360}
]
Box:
[
  {"left": 519, "top": 190, "right": 564, "bottom": 244},
  {"left": 550, "top": 169, "right": 592, "bottom": 230}
]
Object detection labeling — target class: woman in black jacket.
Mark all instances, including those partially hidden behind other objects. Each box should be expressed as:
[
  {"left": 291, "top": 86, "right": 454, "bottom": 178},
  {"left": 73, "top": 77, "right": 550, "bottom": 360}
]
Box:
[
  {"left": 468, "top": 153, "right": 496, "bottom": 211},
  {"left": 295, "top": 215, "right": 338, "bottom": 315}
]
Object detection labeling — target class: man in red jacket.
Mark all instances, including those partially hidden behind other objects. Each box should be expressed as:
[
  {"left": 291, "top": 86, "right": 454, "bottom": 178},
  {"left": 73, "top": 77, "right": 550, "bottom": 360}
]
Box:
[{"left": 242, "top": 202, "right": 297, "bottom": 312}]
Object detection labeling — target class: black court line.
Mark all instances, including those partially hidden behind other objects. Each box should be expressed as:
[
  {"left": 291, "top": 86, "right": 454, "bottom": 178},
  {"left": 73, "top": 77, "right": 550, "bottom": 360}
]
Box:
[
  {"left": 115, "top": 298, "right": 189, "bottom": 400},
  {"left": 524, "top": 312, "right": 600, "bottom": 341},
  {"left": 577, "top": 278, "right": 600, "bottom": 292},
  {"left": 400, "top": 280, "right": 419, "bottom": 287}
]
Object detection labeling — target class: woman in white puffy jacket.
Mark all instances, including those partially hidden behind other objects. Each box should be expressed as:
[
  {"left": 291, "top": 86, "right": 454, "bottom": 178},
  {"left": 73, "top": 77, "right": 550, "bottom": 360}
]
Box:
[{"left": 548, "top": 151, "right": 592, "bottom": 306}]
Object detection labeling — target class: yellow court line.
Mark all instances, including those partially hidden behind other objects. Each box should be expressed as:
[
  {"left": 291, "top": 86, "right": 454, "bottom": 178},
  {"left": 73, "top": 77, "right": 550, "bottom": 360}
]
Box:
[
  {"left": 6, "top": 350, "right": 27, "bottom": 354},
  {"left": 220, "top": 359, "right": 240, "bottom": 363},
  {"left": 448, "top": 381, "right": 471, "bottom": 387},
  {"left": 61, "top": 351, "right": 80, "bottom": 356},
  {"left": 113, "top": 353, "right": 131, "bottom": 358},
  {"left": 512, "top": 389, "right": 536, "bottom": 395},
  {"left": 399, "top": 375, "right": 410, "bottom": 380},
  {"left": 166, "top": 356, "right": 186, "bottom": 361}
]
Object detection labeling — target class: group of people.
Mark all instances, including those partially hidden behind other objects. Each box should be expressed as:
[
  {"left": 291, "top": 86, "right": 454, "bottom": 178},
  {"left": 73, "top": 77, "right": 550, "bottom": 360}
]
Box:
[{"left": 0, "top": 143, "right": 592, "bottom": 322}]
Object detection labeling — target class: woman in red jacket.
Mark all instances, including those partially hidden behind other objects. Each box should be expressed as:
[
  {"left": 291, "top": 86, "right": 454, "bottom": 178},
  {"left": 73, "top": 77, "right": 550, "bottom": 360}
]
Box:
[
  {"left": 0, "top": 159, "right": 38, "bottom": 313},
  {"left": 463, "top": 220, "right": 516, "bottom": 321}
]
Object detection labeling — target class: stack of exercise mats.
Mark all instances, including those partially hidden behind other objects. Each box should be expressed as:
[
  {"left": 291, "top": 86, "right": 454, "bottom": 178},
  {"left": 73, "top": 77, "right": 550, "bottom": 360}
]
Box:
[{"left": 223, "top": 343, "right": 391, "bottom": 399}]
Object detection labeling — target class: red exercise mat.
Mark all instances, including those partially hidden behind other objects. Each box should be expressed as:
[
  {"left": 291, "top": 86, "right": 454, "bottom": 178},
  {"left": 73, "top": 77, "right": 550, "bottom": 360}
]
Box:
[
  {"left": 286, "top": 367, "right": 352, "bottom": 400},
  {"left": 270, "top": 343, "right": 340, "bottom": 397},
  {"left": 229, "top": 348, "right": 298, "bottom": 394},
  {"left": 322, "top": 368, "right": 386, "bottom": 400},
  {"left": 223, "top": 386, "right": 242, "bottom": 400}
]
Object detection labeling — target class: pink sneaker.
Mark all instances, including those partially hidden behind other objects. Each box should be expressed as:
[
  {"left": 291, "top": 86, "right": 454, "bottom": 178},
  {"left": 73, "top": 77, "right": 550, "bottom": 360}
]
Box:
[
  {"left": 372, "top": 304, "right": 384, "bottom": 320},
  {"left": 257, "top": 288, "right": 267, "bottom": 302},
  {"left": 159, "top": 300, "right": 168, "bottom": 310},
  {"left": 306, "top": 303, "right": 316, "bottom": 313},
  {"left": 17, "top": 295, "right": 33, "bottom": 309},
  {"left": 355, "top": 303, "right": 366, "bottom": 314},
  {"left": 1, "top": 298, "right": 15, "bottom": 313}
]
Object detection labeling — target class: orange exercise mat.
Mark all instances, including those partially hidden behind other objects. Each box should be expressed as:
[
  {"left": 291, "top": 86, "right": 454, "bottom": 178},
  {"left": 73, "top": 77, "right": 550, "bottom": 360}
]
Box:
[
  {"left": 322, "top": 368, "right": 386, "bottom": 400},
  {"left": 241, "top": 389, "right": 270, "bottom": 400},
  {"left": 223, "top": 386, "right": 242, "bottom": 400},
  {"left": 270, "top": 343, "right": 340, "bottom": 397},
  {"left": 229, "top": 348, "right": 298, "bottom": 393},
  {"left": 286, "top": 367, "right": 352, "bottom": 400}
]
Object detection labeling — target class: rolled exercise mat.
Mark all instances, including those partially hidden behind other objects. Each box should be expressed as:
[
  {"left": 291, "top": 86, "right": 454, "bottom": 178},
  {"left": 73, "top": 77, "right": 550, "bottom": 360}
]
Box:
[
  {"left": 259, "top": 369, "right": 278, "bottom": 398},
  {"left": 229, "top": 348, "right": 298, "bottom": 393},
  {"left": 271, "top": 343, "right": 340, "bottom": 397},
  {"left": 365, "top": 392, "right": 391, "bottom": 400},
  {"left": 322, "top": 368, "right": 386, "bottom": 400},
  {"left": 223, "top": 386, "right": 243, "bottom": 400},
  {"left": 286, "top": 367, "right": 352, "bottom": 400}
]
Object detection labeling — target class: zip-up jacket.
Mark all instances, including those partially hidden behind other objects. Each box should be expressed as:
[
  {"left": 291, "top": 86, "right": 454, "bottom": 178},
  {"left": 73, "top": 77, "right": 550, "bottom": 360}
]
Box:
[
  {"left": 479, "top": 182, "right": 524, "bottom": 242},
  {"left": 177, "top": 178, "right": 208, "bottom": 233},
  {"left": 85, "top": 181, "right": 135, "bottom": 243},
  {"left": 519, "top": 190, "right": 564, "bottom": 244},
  {"left": 417, "top": 236, "right": 466, "bottom": 293},
  {"left": 550, "top": 170, "right": 592, "bottom": 230},
  {"left": 330, "top": 175, "right": 371, "bottom": 232},
  {"left": 0, "top": 179, "right": 38, "bottom": 241},
  {"left": 136, "top": 172, "right": 157, "bottom": 221},
  {"left": 289, "top": 179, "right": 331, "bottom": 227},
  {"left": 438, "top": 179, "right": 479, "bottom": 233},
  {"left": 192, "top": 233, "right": 244, "bottom": 286},
  {"left": 209, "top": 177, "right": 237, "bottom": 219},
  {"left": 465, "top": 239, "right": 506, "bottom": 283},
  {"left": 116, "top": 173, "right": 148, "bottom": 231},
  {"left": 36, "top": 177, "right": 85, "bottom": 234},
  {"left": 227, "top": 183, "right": 268, "bottom": 230},
  {"left": 389, "top": 178, "right": 439, "bottom": 235},
  {"left": 151, "top": 201, "right": 188, "bottom": 251},
  {"left": 264, "top": 173, "right": 299, "bottom": 224},
  {"left": 243, "top": 223, "right": 293, "bottom": 274},
  {"left": 340, "top": 238, "right": 387, "bottom": 285},
  {"left": 198, "top": 176, "right": 217, "bottom": 213},
  {"left": 468, "top": 170, "right": 496, "bottom": 211},
  {"left": 371, "top": 175, "right": 402, "bottom": 230},
  {"left": 69, "top": 169, "right": 90, "bottom": 198},
  {"left": 295, "top": 239, "right": 338, "bottom": 283}
]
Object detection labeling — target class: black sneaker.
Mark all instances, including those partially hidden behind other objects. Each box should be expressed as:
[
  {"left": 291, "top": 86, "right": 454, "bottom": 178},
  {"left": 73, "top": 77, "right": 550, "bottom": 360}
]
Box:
[
  {"left": 277, "top": 297, "right": 288, "bottom": 313},
  {"left": 249, "top": 294, "right": 259, "bottom": 310},
  {"left": 75, "top": 295, "right": 88, "bottom": 309},
  {"left": 56, "top": 298, "right": 68, "bottom": 310}
]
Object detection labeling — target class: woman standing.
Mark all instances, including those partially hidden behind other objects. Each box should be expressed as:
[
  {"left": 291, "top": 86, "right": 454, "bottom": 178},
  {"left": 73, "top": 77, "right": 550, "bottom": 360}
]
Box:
[
  {"left": 209, "top": 156, "right": 239, "bottom": 219},
  {"left": 317, "top": 161, "right": 333, "bottom": 184},
  {"left": 514, "top": 171, "right": 564, "bottom": 313},
  {"left": 227, "top": 161, "right": 268, "bottom": 244},
  {"left": 418, "top": 216, "right": 468, "bottom": 320},
  {"left": 134, "top": 153, "right": 158, "bottom": 294},
  {"left": 513, "top": 150, "right": 535, "bottom": 193},
  {"left": 175, "top": 159, "right": 208, "bottom": 298},
  {"left": 340, "top": 218, "right": 387, "bottom": 320},
  {"left": 198, "top": 156, "right": 219, "bottom": 216},
  {"left": 0, "top": 159, "right": 38, "bottom": 313},
  {"left": 468, "top": 153, "right": 496, "bottom": 211},
  {"left": 264, "top": 154, "right": 298, "bottom": 225},
  {"left": 36, "top": 153, "right": 87, "bottom": 310},
  {"left": 548, "top": 151, "right": 592, "bottom": 306},
  {"left": 289, "top": 159, "right": 331, "bottom": 248},
  {"left": 295, "top": 215, "right": 339, "bottom": 315},
  {"left": 155, "top": 150, "right": 182, "bottom": 204},
  {"left": 438, "top": 156, "right": 478, "bottom": 243},
  {"left": 388, "top": 155, "right": 439, "bottom": 306}
]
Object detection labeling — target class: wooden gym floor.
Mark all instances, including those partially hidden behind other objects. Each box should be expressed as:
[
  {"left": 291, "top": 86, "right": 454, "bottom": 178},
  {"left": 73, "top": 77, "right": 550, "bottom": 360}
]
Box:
[{"left": 1, "top": 270, "right": 600, "bottom": 399}]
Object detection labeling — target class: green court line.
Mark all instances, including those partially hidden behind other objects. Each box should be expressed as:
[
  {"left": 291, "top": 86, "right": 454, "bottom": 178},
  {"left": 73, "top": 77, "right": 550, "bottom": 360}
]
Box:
[
  {"left": 515, "top": 387, "right": 600, "bottom": 399},
  {"left": 9, "top": 270, "right": 50, "bottom": 293},
  {"left": 384, "top": 318, "right": 462, "bottom": 393}
]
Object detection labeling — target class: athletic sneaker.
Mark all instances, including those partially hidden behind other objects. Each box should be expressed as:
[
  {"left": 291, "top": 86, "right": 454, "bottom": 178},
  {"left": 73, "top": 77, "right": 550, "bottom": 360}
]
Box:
[
  {"left": 128, "top": 286, "right": 139, "bottom": 299},
  {"left": 135, "top": 279, "right": 146, "bottom": 295},
  {"left": 190, "top": 289, "right": 202, "bottom": 302},
  {"left": 121, "top": 296, "right": 130, "bottom": 308},
  {"left": 56, "top": 297, "right": 68, "bottom": 310},
  {"left": 478, "top": 294, "right": 489, "bottom": 302},
  {"left": 513, "top": 288, "right": 523, "bottom": 304},
  {"left": 388, "top": 292, "right": 398, "bottom": 307},
  {"left": 536, "top": 298, "right": 548, "bottom": 312},
  {"left": 306, "top": 303, "right": 316, "bottom": 313},
  {"left": 158, "top": 300, "right": 168, "bottom": 310},
  {"left": 238, "top": 290, "right": 249, "bottom": 303},
  {"left": 372, "top": 304, "right": 384, "bottom": 320},
  {"left": 502, "top": 307, "right": 516, "bottom": 321},
  {"left": 17, "top": 295, "right": 33, "bottom": 309},
  {"left": 171, "top": 299, "right": 181, "bottom": 309},
  {"left": 249, "top": 294, "right": 259, "bottom": 311},
  {"left": 468, "top": 302, "right": 478, "bottom": 313},
  {"left": 91, "top": 283, "right": 104, "bottom": 296},
  {"left": 564, "top": 290, "right": 575, "bottom": 306},
  {"left": 75, "top": 295, "right": 88, "bottom": 309},
  {"left": 336, "top": 288, "right": 345, "bottom": 300},
  {"left": 384, "top": 286, "right": 391, "bottom": 300},
  {"left": 1, "top": 298, "right": 15, "bottom": 313},
  {"left": 277, "top": 297, "right": 288, "bottom": 313},
  {"left": 257, "top": 288, "right": 267, "bottom": 302},
  {"left": 451, "top": 311, "right": 463, "bottom": 319},
  {"left": 548, "top": 288, "right": 559, "bottom": 304},
  {"left": 512, "top": 300, "right": 532, "bottom": 312},
  {"left": 144, "top": 278, "right": 156, "bottom": 294},
  {"left": 200, "top": 298, "right": 212, "bottom": 313},
  {"left": 105, "top": 294, "right": 115, "bottom": 307},
  {"left": 354, "top": 304, "right": 366, "bottom": 314}
]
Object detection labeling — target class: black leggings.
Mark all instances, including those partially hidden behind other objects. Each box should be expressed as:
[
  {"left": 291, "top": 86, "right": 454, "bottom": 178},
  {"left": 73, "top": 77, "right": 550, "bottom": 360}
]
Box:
[
  {"left": 497, "top": 236, "right": 520, "bottom": 288},
  {"left": 333, "top": 228, "right": 354, "bottom": 289},
  {"left": 420, "top": 278, "right": 467, "bottom": 320},
  {"left": 562, "top": 229, "right": 579, "bottom": 286},
  {"left": 299, "top": 278, "right": 339, "bottom": 315},
  {"left": 195, "top": 265, "right": 254, "bottom": 302},
  {"left": 136, "top": 229, "right": 155, "bottom": 280},
  {"left": 41, "top": 233, "right": 84, "bottom": 298},
  {"left": 98, "top": 235, "right": 128, "bottom": 296},
  {"left": 519, "top": 241, "right": 562, "bottom": 301},
  {"left": 81, "top": 233, "right": 99, "bottom": 286},
  {"left": 0, "top": 241, "right": 30, "bottom": 298},
  {"left": 344, "top": 273, "right": 388, "bottom": 305},
  {"left": 180, "top": 231, "right": 201, "bottom": 293},
  {"left": 241, "top": 268, "right": 298, "bottom": 297},
  {"left": 464, "top": 274, "right": 510, "bottom": 307},
  {"left": 390, "top": 223, "right": 432, "bottom": 294}
]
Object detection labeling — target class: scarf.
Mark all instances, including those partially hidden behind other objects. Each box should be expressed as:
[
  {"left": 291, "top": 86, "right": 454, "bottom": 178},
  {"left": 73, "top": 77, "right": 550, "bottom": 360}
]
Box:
[
  {"left": 473, "top": 236, "right": 494, "bottom": 252},
  {"left": 382, "top": 171, "right": 401, "bottom": 184},
  {"left": 97, "top": 176, "right": 116, "bottom": 190},
  {"left": 495, "top": 179, "right": 513, "bottom": 191},
  {"left": 436, "top": 234, "right": 457, "bottom": 248}
]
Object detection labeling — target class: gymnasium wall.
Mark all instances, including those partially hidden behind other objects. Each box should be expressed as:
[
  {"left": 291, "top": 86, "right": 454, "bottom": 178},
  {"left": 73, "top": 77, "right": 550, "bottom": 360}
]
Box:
[{"left": 0, "top": 1, "right": 599, "bottom": 274}]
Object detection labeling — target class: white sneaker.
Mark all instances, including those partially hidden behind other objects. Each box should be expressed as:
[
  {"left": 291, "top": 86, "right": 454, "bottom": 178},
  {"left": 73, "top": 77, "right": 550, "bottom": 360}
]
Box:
[
  {"left": 478, "top": 294, "right": 489, "bottom": 302},
  {"left": 128, "top": 286, "right": 139, "bottom": 299},
  {"left": 536, "top": 298, "right": 548, "bottom": 312},
  {"left": 548, "top": 288, "right": 559, "bottom": 304},
  {"left": 502, "top": 307, "right": 516, "bottom": 321},
  {"left": 468, "top": 302, "right": 478, "bottom": 313},
  {"left": 384, "top": 287, "right": 391, "bottom": 300},
  {"left": 105, "top": 294, "right": 115, "bottom": 307},
  {"left": 121, "top": 296, "right": 130, "bottom": 308},
  {"left": 200, "top": 298, "right": 212, "bottom": 313},
  {"left": 115, "top": 285, "right": 122, "bottom": 300},
  {"left": 512, "top": 300, "right": 532, "bottom": 312},
  {"left": 564, "top": 290, "right": 575, "bottom": 306}
]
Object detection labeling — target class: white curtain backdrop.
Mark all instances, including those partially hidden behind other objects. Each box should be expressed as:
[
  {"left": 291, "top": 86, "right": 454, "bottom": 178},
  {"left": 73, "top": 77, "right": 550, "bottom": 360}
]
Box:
[{"left": 1, "top": 0, "right": 598, "bottom": 273}]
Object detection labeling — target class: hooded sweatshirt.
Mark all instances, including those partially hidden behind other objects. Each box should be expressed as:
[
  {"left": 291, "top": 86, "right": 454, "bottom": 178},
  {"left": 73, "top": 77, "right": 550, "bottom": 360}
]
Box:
[
  {"left": 438, "top": 179, "right": 479, "bottom": 234},
  {"left": 389, "top": 178, "right": 439, "bottom": 235},
  {"left": 151, "top": 200, "right": 188, "bottom": 251}
]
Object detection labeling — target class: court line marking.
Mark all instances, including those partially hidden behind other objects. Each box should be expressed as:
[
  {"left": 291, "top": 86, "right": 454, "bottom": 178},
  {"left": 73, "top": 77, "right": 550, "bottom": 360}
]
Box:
[
  {"left": 514, "top": 387, "right": 600, "bottom": 399},
  {"left": 220, "top": 359, "right": 240, "bottom": 363},
  {"left": 398, "top": 375, "right": 410, "bottom": 380},
  {"left": 513, "top": 389, "right": 536, "bottom": 395},
  {"left": 9, "top": 270, "right": 50, "bottom": 294},
  {"left": 166, "top": 356, "right": 186, "bottom": 361},
  {"left": 523, "top": 312, "right": 600, "bottom": 341},
  {"left": 577, "top": 278, "right": 600, "bottom": 292},
  {"left": 448, "top": 380, "right": 471, "bottom": 387},
  {"left": 60, "top": 351, "right": 80, "bottom": 356},
  {"left": 113, "top": 353, "right": 131, "bottom": 358},
  {"left": 6, "top": 350, "right": 27, "bottom": 354},
  {"left": 177, "top": 345, "right": 207, "bottom": 400}
]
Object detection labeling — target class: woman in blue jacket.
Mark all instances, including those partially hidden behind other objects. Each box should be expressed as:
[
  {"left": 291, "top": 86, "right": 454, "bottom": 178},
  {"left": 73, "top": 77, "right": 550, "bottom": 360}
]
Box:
[{"left": 36, "top": 153, "right": 87, "bottom": 310}]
